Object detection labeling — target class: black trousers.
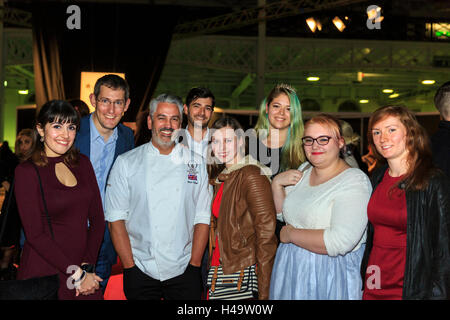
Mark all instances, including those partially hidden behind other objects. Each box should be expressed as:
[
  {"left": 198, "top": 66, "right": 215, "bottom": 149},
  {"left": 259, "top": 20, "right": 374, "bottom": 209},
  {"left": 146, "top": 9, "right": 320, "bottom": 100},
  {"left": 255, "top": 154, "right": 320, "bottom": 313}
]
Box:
[{"left": 123, "top": 264, "right": 202, "bottom": 300}]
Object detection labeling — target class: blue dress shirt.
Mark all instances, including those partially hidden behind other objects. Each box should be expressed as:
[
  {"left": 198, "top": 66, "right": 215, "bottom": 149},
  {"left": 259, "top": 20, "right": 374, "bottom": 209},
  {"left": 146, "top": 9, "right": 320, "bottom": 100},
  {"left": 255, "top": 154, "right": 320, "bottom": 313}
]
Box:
[{"left": 89, "top": 115, "right": 118, "bottom": 206}]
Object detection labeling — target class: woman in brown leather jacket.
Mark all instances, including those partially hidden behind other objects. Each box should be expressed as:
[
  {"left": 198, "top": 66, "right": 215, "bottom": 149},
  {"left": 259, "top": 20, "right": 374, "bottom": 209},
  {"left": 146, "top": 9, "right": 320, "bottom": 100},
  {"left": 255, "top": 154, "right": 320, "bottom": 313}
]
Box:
[{"left": 207, "top": 116, "right": 277, "bottom": 300}]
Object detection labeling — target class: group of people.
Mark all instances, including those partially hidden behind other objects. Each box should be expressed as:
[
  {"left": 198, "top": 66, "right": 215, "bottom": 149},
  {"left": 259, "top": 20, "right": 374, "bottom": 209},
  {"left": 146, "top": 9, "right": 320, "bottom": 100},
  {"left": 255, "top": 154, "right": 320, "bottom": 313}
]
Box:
[{"left": 0, "top": 74, "right": 449, "bottom": 300}]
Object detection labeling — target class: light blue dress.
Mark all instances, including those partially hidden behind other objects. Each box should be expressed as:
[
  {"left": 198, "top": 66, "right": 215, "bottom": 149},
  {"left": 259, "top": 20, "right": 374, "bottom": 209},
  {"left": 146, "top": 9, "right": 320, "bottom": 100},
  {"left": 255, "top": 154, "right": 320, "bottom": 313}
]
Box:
[{"left": 269, "top": 165, "right": 372, "bottom": 300}]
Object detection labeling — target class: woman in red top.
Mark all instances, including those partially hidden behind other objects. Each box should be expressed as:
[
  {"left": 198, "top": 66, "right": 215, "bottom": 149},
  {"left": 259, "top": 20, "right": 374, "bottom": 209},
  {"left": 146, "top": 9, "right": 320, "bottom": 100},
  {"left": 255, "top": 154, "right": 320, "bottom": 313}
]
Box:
[
  {"left": 14, "top": 100, "right": 105, "bottom": 299},
  {"left": 361, "top": 105, "right": 450, "bottom": 299}
]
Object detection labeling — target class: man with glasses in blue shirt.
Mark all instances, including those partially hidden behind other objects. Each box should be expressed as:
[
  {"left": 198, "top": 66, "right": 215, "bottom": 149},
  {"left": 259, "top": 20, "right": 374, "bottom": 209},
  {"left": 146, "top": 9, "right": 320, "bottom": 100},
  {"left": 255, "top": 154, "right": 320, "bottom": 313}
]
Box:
[{"left": 74, "top": 74, "right": 135, "bottom": 293}]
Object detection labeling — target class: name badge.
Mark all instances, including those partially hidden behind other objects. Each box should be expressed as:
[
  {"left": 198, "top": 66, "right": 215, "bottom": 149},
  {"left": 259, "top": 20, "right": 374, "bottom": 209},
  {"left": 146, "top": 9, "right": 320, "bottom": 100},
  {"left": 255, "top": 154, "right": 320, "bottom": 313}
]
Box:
[{"left": 187, "top": 162, "right": 199, "bottom": 184}]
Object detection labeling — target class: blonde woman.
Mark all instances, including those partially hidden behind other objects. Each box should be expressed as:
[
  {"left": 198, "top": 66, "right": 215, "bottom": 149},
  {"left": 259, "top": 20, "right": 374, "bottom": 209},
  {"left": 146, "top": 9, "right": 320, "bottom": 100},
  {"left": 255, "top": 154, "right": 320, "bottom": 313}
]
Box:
[{"left": 253, "top": 84, "right": 305, "bottom": 177}]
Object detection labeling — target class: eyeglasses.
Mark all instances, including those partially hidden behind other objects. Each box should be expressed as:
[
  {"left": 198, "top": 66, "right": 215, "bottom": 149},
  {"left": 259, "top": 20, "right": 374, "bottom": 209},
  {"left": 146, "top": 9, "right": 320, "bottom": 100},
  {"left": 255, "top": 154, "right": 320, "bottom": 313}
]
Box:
[
  {"left": 302, "top": 135, "right": 332, "bottom": 146},
  {"left": 97, "top": 97, "right": 125, "bottom": 108}
]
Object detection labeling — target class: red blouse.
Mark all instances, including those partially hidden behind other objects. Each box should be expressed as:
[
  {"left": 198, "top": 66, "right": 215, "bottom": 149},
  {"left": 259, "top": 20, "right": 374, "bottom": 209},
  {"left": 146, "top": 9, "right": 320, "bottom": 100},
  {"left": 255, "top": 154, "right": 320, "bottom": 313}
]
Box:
[
  {"left": 211, "top": 183, "right": 224, "bottom": 267},
  {"left": 363, "top": 170, "right": 407, "bottom": 300}
]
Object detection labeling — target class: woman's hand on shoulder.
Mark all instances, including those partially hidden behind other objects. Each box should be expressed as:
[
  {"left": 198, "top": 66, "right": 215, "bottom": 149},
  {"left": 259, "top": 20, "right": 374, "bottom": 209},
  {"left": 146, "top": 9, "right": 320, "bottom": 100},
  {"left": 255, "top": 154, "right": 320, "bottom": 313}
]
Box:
[{"left": 273, "top": 169, "right": 303, "bottom": 188}]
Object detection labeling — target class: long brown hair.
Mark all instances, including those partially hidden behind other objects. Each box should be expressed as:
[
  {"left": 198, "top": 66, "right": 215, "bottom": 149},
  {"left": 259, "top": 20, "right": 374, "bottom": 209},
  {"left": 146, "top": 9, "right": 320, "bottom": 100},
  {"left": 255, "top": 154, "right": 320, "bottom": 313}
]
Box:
[
  {"left": 31, "top": 100, "right": 80, "bottom": 167},
  {"left": 207, "top": 116, "right": 246, "bottom": 181},
  {"left": 15, "top": 128, "right": 38, "bottom": 162},
  {"left": 367, "top": 105, "right": 437, "bottom": 191}
]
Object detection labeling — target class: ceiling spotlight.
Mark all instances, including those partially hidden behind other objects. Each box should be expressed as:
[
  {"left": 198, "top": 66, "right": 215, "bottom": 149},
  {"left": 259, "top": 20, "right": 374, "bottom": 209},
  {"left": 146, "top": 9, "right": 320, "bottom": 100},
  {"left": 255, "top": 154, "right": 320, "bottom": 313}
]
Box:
[
  {"left": 333, "top": 16, "right": 346, "bottom": 32},
  {"left": 367, "top": 6, "right": 384, "bottom": 23},
  {"left": 306, "top": 17, "right": 317, "bottom": 33},
  {"left": 421, "top": 80, "right": 435, "bottom": 85},
  {"left": 306, "top": 17, "right": 322, "bottom": 33},
  {"left": 18, "top": 90, "right": 29, "bottom": 95},
  {"left": 359, "top": 99, "right": 369, "bottom": 104},
  {"left": 316, "top": 20, "right": 322, "bottom": 31},
  {"left": 389, "top": 93, "right": 400, "bottom": 98},
  {"left": 367, "top": 7, "right": 378, "bottom": 20},
  {"left": 307, "top": 76, "right": 320, "bottom": 81},
  {"left": 3, "top": 81, "right": 7, "bottom": 87},
  {"left": 382, "top": 89, "right": 394, "bottom": 93}
]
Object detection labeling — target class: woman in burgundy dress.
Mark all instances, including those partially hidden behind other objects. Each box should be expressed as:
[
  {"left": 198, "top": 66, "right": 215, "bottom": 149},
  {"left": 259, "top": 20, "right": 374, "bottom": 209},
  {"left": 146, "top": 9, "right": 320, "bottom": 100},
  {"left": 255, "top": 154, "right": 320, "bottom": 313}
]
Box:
[
  {"left": 14, "top": 100, "right": 105, "bottom": 300},
  {"left": 361, "top": 105, "right": 450, "bottom": 300}
]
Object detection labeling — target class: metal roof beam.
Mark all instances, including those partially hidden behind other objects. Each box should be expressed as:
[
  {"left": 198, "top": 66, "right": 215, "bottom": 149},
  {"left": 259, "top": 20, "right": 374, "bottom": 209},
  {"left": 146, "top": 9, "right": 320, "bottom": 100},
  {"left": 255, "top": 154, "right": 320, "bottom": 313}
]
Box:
[
  {"left": 0, "top": 7, "right": 32, "bottom": 28},
  {"left": 173, "top": 0, "right": 367, "bottom": 39}
]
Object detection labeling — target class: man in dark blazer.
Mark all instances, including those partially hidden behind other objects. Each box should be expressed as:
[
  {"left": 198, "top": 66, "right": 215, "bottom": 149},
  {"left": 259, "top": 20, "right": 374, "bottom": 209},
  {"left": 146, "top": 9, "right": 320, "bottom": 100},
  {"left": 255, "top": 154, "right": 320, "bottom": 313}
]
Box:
[{"left": 74, "top": 74, "right": 134, "bottom": 292}]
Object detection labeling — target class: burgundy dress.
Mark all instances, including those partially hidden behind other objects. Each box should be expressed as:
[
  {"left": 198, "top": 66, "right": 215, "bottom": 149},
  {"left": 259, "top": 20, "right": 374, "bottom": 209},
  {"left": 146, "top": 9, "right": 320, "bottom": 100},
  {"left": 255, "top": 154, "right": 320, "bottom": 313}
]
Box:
[
  {"left": 363, "top": 170, "right": 407, "bottom": 300},
  {"left": 14, "top": 154, "right": 105, "bottom": 300}
]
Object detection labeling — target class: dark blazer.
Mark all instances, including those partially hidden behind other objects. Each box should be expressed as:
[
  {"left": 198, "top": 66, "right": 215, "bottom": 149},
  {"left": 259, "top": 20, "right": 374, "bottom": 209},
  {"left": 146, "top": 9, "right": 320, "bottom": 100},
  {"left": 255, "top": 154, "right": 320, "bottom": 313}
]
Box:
[
  {"left": 361, "top": 165, "right": 450, "bottom": 299},
  {"left": 431, "top": 120, "right": 450, "bottom": 178},
  {"left": 74, "top": 115, "right": 135, "bottom": 171}
]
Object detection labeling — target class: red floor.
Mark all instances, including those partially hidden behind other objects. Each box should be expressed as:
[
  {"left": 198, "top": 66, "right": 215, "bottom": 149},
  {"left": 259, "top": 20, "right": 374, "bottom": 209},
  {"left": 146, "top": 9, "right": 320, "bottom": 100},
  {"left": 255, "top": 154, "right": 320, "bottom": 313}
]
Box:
[{"left": 103, "top": 258, "right": 126, "bottom": 300}]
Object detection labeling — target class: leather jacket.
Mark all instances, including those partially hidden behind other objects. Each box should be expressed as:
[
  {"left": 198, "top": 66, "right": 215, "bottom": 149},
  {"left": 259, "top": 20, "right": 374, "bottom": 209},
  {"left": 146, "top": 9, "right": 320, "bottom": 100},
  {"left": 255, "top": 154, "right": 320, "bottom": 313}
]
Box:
[
  {"left": 210, "top": 156, "right": 278, "bottom": 300},
  {"left": 361, "top": 165, "right": 450, "bottom": 299}
]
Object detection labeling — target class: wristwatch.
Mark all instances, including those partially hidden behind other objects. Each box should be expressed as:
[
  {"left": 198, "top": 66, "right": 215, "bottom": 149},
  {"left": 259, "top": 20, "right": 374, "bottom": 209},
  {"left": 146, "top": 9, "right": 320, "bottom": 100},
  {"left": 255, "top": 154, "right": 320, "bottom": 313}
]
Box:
[{"left": 80, "top": 264, "right": 95, "bottom": 273}]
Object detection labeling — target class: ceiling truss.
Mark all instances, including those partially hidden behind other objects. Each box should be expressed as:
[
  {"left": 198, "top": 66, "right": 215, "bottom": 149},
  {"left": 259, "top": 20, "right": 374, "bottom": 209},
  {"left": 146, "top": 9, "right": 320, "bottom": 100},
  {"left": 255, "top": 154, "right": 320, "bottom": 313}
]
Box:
[
  {"left": 0, "top": 7, "right": 32, "bottom": 28},
  {"left": 173, "top": 0, "right": 367, "bottom": 39}
]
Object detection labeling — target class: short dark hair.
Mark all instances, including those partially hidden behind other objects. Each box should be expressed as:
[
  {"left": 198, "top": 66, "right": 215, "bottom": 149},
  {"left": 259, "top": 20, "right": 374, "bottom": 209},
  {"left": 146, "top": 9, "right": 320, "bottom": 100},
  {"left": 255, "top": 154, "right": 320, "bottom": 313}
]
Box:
[
  {"left": 434, "top": 81, "right": 450, "bottom": 118},
  {"left": 185, "top": 87, "right": 215, "bottom": 109},
  {"left": 93, "top": 74, "right": 130, "bottom": 101}
]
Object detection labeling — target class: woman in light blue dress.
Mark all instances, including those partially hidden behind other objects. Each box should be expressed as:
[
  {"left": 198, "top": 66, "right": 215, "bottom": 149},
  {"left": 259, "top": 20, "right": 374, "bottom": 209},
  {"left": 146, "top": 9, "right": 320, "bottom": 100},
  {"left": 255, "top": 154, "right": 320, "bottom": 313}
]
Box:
[{"left": 269, "top": 113, "right": 372, "bottom": 300}]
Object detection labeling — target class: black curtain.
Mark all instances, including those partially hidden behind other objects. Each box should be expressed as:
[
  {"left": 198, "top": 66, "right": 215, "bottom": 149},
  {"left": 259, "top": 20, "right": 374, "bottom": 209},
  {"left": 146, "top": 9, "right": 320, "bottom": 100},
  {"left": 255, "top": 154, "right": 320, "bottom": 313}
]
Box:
[
  {"left": 32, "top": 3, "right": 66, "bottom": 109},
  {"left": 32, "top": 2, "right": 179, "bottom": 122}
]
